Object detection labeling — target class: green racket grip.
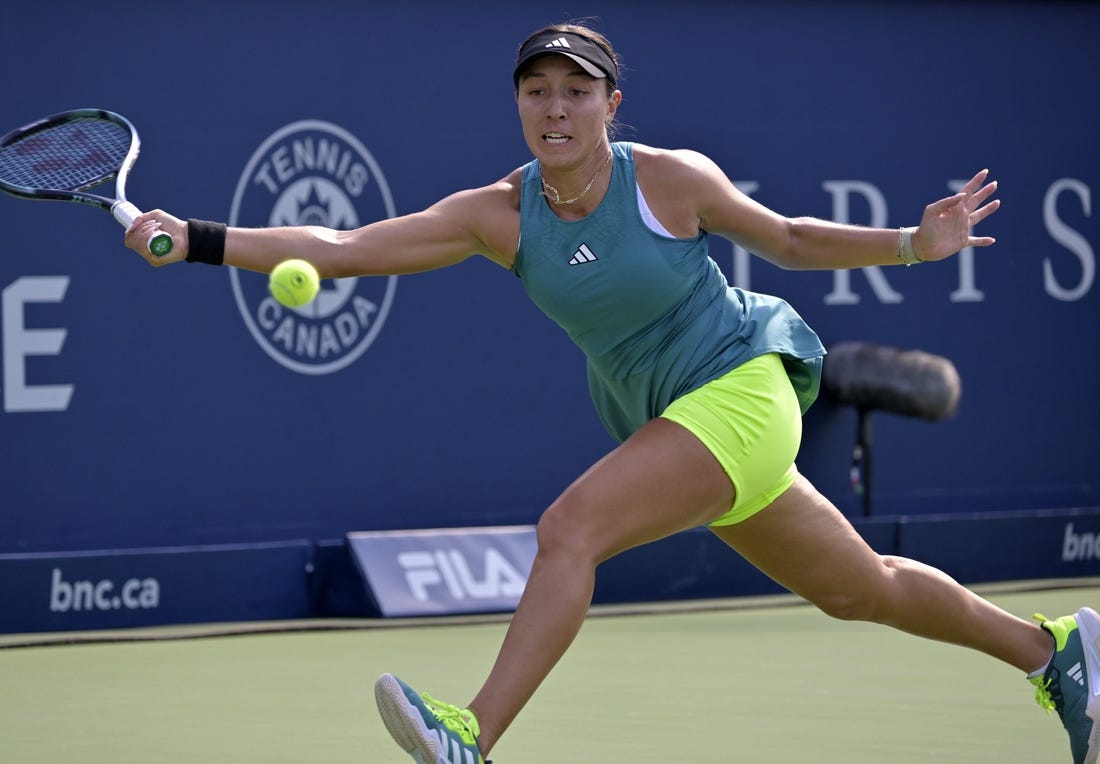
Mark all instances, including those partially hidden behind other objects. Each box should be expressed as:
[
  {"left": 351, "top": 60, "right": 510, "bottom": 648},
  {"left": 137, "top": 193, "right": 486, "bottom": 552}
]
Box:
[
  {"left": 148, "top": 231, "right": 174, "bottom": 257},
  {"left": 112, "top": 201, "right": 173, "bottom": 258}
]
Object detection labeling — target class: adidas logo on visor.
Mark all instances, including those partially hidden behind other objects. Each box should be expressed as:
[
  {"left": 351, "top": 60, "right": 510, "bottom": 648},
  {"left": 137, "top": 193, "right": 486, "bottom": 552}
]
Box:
[{"left": 544, "top": 37, "right": 572, "bottom": 49}]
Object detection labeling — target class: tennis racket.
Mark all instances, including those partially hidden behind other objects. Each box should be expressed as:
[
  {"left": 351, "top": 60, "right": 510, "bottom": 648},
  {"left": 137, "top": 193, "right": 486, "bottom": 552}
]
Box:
[{"left": 0, "top": 108, "right": 172, "bottom": 256}]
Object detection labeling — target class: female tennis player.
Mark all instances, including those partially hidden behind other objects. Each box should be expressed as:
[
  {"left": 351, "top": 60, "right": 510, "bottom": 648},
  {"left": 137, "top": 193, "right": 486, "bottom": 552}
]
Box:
[{"left": 125, "top": 21, "right": 1097, "bottom": 764}]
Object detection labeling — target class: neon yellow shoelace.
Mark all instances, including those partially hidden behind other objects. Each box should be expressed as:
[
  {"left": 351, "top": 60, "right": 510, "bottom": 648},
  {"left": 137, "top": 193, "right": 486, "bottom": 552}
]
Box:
[
  {"left": 1031, "top": 675, "right": 1055, "bottom": 714},
  {"left": 421, "top": 693, "right": 481, "bottom": 746}
]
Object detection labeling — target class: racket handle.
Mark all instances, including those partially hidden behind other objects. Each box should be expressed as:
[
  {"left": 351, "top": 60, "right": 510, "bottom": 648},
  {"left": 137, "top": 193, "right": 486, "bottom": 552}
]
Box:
[{"left": 112, "top": 201, "right": 174, "bottom": 257}]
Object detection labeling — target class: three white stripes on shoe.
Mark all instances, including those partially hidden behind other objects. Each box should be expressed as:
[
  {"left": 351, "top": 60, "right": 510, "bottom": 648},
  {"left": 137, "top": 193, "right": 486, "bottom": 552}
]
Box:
[
  {"left": 1071, "top": 661, "right": 1086, "bottom": 686},
  {"left": 433, "top": 728, "right": 476, "bottom": 764}
]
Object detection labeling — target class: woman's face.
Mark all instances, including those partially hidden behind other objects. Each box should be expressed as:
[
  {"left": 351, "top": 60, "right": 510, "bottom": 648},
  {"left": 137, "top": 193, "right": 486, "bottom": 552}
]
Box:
[{"left": 515, "top": 54, "right": 620, "bottom": 169}]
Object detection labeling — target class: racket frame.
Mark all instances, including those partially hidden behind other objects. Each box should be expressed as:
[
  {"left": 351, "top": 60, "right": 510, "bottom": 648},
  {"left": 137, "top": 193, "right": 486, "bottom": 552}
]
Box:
[{"left": 0, "top": 108, "right": 172, "bottom": 255}]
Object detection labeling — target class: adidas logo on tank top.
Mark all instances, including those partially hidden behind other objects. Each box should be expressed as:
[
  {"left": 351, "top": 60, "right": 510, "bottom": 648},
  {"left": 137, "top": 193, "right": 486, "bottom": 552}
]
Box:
[{"left": 568, "top": 243, "right": 598, "bottom": 266}]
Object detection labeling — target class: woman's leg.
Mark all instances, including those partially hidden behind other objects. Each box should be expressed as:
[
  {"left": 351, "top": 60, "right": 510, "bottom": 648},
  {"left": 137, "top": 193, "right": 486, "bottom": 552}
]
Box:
[
  {"left": 469, "top": 417, "right": 736, "bottom": 755},
  {"left": 710, "top": 471, "right": 1053, "bottom": 673}
]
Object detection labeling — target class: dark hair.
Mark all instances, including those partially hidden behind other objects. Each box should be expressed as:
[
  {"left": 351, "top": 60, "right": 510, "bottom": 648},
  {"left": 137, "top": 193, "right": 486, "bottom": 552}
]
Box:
[{"left": 515, "top": 21, "right": 623, "bottom": 98}]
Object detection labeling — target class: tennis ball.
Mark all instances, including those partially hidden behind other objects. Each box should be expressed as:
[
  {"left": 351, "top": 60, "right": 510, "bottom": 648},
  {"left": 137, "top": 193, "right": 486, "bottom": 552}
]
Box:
[{"left": 269, "top": 259, "right": 320, "bottom": 307}]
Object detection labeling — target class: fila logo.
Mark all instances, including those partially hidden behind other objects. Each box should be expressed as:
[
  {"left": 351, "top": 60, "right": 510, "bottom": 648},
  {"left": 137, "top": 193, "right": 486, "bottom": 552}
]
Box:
[
  {"left": 397, "top": 548, "right": 527, "bottom": 602},
  {"left": 568, "top": 243, "right": 598, "bottom": 266},
  {"left": 544, "top": 37, "right": 572, "bottom": 49},
  {"left": 1069, "top": 662, "right": 1085, "bottom": 685}
]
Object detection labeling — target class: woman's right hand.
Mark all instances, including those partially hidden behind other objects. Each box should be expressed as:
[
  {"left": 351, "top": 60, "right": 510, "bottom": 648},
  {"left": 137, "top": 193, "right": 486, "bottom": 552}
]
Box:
[{"left": 124, "top": 210, "right": 188, "bottom": 266}]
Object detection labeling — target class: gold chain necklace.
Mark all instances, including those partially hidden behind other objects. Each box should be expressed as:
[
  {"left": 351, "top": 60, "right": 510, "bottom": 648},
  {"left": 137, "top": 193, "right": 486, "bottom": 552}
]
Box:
[{"left": 540, "top": 152, "right": 613, "bottom": 205}]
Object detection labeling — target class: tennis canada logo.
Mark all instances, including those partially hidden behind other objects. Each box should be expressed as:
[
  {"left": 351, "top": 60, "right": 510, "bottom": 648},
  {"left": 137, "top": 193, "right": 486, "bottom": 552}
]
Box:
[{"left": 229, "top": 120, "right": 398, "bottom": 374}]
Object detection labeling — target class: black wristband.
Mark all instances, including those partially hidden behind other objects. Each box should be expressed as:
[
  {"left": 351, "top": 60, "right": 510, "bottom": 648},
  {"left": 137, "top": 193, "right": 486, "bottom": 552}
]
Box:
[{"left": 185, "top": 219, "right": 227, "bottom": 265}]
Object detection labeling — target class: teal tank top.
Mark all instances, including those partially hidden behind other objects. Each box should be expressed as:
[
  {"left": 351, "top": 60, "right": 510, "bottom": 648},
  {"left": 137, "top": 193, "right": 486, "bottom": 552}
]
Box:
[{"left": 513, "top": 142, "right": 825, "bottom": 443}]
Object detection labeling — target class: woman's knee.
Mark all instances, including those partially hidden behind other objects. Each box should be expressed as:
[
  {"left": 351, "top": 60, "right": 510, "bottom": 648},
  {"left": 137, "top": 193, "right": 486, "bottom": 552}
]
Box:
[
  {"left": 808, "top": 555, "right": 903, "bottom": 622},
  {"left": 535, "top": 497, "right": 597, "bottom": 562},
  {"left": 534, "top": 503, "right": 569, "bottom": 552}
]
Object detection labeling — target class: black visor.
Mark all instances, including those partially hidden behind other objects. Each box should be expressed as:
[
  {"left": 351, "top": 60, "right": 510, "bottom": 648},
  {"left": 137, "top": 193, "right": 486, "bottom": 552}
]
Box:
[{"left": 513, "top": 31, "right": 618, "bottom": 88}]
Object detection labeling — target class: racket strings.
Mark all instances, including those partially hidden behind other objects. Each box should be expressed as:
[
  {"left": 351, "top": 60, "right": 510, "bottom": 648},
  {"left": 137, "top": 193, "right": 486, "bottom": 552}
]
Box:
[{"left": 0, "top": 117, "right": 131, "bottom": 192}]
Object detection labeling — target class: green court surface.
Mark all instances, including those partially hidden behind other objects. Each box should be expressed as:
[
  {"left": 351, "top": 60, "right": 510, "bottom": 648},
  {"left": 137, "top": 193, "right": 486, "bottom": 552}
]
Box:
[{"left": 1, "top": 586, "right": 1090, "bottom": 763}]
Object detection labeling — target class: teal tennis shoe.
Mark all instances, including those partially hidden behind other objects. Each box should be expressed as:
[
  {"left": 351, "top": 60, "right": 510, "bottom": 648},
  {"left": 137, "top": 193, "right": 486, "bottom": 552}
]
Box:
[
  {"left": 1031, "top": 608, "right": 1100, "bottom": 763},
  {"left": 375, "top": 673, "right": 489, "bottom": 764}
]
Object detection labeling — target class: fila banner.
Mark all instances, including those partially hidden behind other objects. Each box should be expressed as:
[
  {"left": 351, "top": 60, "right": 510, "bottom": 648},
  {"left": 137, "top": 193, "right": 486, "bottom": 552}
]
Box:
[{"left": 346, "top": 526, "right": 537, "bottom": 617}]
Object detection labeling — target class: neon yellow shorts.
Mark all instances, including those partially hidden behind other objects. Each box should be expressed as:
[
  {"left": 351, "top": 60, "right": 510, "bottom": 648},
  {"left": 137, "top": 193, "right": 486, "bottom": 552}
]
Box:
[{"left": 660, "top": 353, "right": 801, "bottom": 526}]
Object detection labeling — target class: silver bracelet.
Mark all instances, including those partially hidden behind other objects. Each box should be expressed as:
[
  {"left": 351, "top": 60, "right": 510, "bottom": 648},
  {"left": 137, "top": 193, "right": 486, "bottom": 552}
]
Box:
[{"left": 896, "top": 226, "right": 922, "bottom": 266}]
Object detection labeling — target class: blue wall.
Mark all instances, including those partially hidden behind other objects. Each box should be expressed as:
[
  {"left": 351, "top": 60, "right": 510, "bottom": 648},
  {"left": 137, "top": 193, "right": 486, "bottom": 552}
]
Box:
[{"left": 1, "top": 0, "right": 1097, "bottom": 555}]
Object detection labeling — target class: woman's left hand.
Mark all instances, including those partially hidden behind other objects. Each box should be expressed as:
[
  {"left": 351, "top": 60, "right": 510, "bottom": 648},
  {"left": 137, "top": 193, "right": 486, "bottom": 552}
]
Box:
[{"left": 913, "top": 169, "right": 1000, "bottom": 262}]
